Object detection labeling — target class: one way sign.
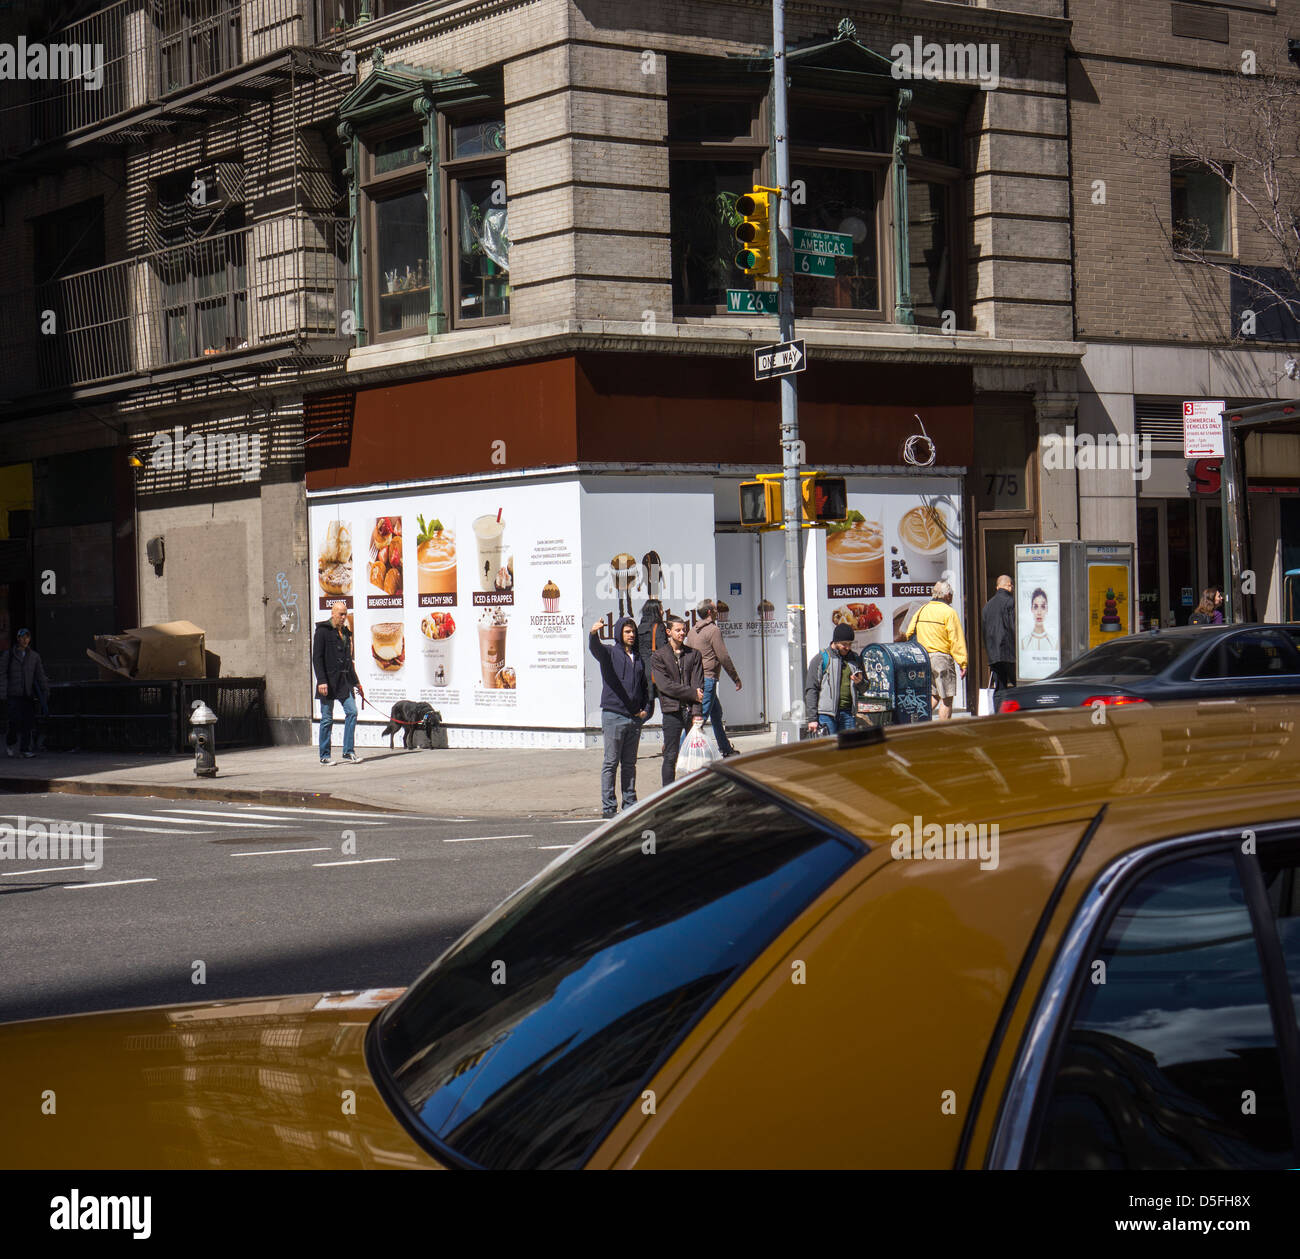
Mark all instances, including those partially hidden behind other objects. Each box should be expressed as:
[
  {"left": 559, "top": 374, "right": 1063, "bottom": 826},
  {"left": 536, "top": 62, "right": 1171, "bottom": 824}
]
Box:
[{"left": 754, "top": 339, "right": 807, "bottom": 381}]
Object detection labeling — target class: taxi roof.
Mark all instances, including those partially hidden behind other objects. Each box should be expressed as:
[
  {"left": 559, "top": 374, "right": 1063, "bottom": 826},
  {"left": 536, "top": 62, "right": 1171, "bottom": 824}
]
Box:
[{"left": 731, "top": 696, "right": 1300, "bottom": 852}]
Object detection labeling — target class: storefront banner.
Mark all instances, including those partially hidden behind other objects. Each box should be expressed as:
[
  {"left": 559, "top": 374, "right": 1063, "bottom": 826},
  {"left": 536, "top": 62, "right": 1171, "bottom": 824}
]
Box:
[
  {"left": 579, "top": 477, "right": 718, "bottom": 732},
  {"left": 1017, "top": 561, "right": 1061, "bottom": 681},
  {"left": 713, "top": 532, "right": 766, "bottom": 726},
  {"left": 309, "top": 479, "right": 585, "bottom": 735},
  {"left": 810, "top": 478, "right": 964, "bottom": 709}
]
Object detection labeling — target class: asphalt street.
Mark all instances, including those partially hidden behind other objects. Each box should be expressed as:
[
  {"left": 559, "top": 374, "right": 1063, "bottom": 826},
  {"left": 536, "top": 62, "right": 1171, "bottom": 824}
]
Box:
[{"left": 0, "top": 792, "right": 605, "bottom": 1023}]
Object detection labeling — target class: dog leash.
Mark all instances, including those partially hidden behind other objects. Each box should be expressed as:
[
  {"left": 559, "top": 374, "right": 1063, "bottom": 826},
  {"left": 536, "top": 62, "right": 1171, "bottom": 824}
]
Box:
[{"left": 358, "top": 694, "right": 428, "bottom": 726}]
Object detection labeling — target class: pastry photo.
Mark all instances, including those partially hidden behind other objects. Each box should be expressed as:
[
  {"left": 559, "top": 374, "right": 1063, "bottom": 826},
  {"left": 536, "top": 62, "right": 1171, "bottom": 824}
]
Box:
[{"left": 318, "top": 520, "right": 352, "bottom": 597}]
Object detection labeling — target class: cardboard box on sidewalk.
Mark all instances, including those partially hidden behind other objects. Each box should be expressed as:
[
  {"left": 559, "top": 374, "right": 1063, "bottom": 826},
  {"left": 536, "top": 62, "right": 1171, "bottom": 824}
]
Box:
[{"left": 86, "top": 621, "right": 208, "bottom": 680}]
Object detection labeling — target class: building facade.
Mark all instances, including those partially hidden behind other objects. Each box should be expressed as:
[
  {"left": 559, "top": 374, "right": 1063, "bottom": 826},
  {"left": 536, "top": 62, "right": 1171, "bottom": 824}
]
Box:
[{"left": 0, "top": 0, "right": 1122, "bottom": 743}]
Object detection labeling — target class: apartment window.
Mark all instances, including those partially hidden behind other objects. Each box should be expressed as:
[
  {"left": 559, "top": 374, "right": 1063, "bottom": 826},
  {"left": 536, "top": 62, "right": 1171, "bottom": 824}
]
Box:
[
  {"left": 152, "top": 172, "right": 246, "bottom": 363},
  {"left": 444, "top": 112, "right": 509, "bottom": 325},
  {"left": 789, "top": 97, "right": 891, "bottom": 318},
  {"left": 360, "top": 124, "right": 430, "bottom": 340},
  {"left": 33, "top": 198, "right": 105, "bottom": 284},
  {"left": 159, "top": 0, "right": 240, "bottom": 94},
  {"left": 668, "top": 93, "right": 764, "bottom": 311},
  {"left": 1172, "top": 160, "right": 1233, "bottom": 254}
]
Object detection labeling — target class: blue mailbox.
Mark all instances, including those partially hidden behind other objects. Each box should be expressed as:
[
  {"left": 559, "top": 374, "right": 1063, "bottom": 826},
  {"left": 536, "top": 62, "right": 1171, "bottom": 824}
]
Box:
[{"left": 855, "top": 642, "right": 932, "bottom": 727}]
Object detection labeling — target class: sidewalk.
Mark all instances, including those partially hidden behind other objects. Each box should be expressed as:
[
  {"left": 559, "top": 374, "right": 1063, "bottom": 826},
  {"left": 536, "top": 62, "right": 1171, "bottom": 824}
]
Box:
[{"left": 0, "top": 731, "right": 778, "bottom": 818}]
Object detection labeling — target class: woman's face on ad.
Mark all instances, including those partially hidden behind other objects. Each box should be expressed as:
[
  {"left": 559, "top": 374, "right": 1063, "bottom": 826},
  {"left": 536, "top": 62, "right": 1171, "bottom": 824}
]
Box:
[{"left": 1032, "top": 594, "right": 1047, "bottom": 627}]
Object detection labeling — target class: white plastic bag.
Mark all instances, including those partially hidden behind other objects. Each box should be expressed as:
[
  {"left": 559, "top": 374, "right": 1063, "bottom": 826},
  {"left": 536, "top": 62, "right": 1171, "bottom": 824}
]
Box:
[
  {"left": 676, "top": 720, "right": 720, "bottom": 775},
  {"left": 977, "top": 672, "right": 996, "bottom": 717}
]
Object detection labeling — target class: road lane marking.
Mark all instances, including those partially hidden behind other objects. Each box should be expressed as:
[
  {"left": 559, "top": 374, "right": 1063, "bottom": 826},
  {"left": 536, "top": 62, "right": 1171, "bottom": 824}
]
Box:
[
  {"left": 97, "top": 825, "right": 204, "bottom": 835},
  {"left": 312, "top": 857, "right": 398, "bottom": 867},
  {"left": 536, "top": 845, "right": 575, "bottom": 851},
  {"left": 158, "top": 808, "right": 386, "bottom": 824},
  {"left": 66, "top": 878, "right": 157, "bottom": 890},
  {"left": 442, "top": 834, "right": 533, "bottom": 843},
  {"left": 93, "top": 813, "right": 289, "bottom": 829},
  {"left": 2, "top": 864, "right": 90, "bottom": 876},
  {"left": 231, "top": 847, "right": 332, "bottom": 857},
  {"left": 234, "top": 806, "right": 449, "bottom": 819},
  {"left": 554, "top": 819, "right": 605, "bottom": 824}
]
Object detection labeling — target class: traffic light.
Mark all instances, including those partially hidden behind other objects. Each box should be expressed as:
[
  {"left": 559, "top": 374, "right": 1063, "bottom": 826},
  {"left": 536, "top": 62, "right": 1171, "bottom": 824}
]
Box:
[
  {"left": 735, "top": 187, "right": 779, "bottom": 280},
  {"left": 801, "top": 475, "right": 848, "bottom": 523},
  {"left": 740, "top": 479, "right": 781, "bottom": 526}
]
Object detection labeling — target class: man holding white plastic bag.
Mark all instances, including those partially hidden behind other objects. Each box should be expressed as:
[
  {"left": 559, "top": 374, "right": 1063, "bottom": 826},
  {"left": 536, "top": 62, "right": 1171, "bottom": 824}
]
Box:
[{"left": 650, "top": 615, "right": 704, "bottom": 785}]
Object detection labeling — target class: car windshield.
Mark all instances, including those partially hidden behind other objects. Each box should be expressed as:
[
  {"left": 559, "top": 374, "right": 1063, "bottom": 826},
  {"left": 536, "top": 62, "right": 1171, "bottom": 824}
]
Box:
[
  {"left": 370, "top": 770, "right": 861, "bottom": 1169},
  {"left": 1052, "top": 635, "right": 1202, "bottom": 678}
]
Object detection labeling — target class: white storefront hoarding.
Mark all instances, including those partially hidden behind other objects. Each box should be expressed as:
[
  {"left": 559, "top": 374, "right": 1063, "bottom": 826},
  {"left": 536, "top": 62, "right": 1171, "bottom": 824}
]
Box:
[
  {"left": 308, "top": 477, "right": 586, "bottom": 747},
  {"left": 579, "top": 476, "right": 718, "bottom": 737},
  {"left": 808, "top": 477, "right": 965, "bottom": 711}
]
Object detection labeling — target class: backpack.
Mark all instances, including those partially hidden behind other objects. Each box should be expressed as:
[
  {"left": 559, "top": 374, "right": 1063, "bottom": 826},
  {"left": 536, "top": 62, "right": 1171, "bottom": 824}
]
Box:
[{"left": 1188, "top": 611, "right": 1211, "bottom": 626}]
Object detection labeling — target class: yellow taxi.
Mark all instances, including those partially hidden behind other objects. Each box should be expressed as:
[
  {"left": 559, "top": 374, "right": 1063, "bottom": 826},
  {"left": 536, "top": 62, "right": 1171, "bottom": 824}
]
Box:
[{"left": 4, "top": 696, "right": 1300, "bottom": 1169}]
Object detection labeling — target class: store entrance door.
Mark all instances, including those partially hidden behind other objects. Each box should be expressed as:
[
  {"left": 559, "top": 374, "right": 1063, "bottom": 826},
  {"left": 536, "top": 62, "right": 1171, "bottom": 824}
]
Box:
[
  {"left": 713, "top": 530, "right": 766, "bottom": 727},
  {"left": 975, "top": 520, "right": 1029, "bottom": 685}
]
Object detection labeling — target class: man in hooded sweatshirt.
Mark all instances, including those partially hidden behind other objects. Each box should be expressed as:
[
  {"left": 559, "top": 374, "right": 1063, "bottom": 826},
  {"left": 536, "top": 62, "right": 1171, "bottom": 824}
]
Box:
[{"left": 589, "top": 615, "right": 650, "bottom": 818}]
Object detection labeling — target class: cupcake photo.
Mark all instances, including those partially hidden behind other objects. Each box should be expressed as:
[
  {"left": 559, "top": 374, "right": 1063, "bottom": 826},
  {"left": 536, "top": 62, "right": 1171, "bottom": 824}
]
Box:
[
  {"left": 758, "top": 598, "right": 775, "bottom": 622},
  {"left": 716, "top": 600, "right": 730, "bottom": 622},
  {"left": 542, "top": 579, "right": 560, "bottom": 612}
]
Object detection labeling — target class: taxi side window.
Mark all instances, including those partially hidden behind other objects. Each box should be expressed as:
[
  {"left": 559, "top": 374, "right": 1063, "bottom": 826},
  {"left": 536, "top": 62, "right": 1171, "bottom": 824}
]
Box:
[
  {"left": 1193, "top": 629, "right": 1300, "bottom": 679},
  {"left": 1030, "top": 851, "right": 1295, "bottom": 1169},
  {"left": 1260, "top": 842, "right": 1300, "bottom": 1033}
]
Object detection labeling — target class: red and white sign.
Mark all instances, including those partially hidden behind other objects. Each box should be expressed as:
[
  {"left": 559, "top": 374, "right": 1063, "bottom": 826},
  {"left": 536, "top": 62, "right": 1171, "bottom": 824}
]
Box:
[{"left": 1183, "top": 400, "right": 1225, "bottom": 458}]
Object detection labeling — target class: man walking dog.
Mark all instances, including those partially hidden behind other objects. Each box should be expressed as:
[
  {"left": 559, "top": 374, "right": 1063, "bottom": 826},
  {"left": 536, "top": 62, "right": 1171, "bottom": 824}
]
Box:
[{"left": 313, "top": 600, "right": 364, "bottom": 764}]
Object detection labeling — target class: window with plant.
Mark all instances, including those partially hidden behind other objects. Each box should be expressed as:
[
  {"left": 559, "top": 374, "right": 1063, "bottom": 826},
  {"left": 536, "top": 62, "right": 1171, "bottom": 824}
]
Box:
[{"left": 444, "top": 113, "right": 509, "bottom": 324}]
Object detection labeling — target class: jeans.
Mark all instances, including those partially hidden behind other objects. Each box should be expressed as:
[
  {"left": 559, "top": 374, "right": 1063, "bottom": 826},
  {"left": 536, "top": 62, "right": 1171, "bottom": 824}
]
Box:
[
  {"left": 660, "top": 708, "right": 690, "bottom": 787},
  {"left": 601, "top": 710, "right": 641, "bottom": 813},
  {"left": 817, "top": 710, "right": 856, "bottom": 736},
  {"left": 319, "top": 692, "right": 357, "bottom": 758},
  {"left": 701, "top": 677, "right": 735, "bottom": 755}
]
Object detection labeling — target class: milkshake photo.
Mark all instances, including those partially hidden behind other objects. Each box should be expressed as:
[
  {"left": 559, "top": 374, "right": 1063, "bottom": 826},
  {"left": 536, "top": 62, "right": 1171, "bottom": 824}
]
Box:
[
  {"left": 416, "top": 515, "right": 456, "bottom": 605},
  {"left": 478, "top": 606, "right": 509, "bottom": 687},
  {"left": 473, "top": 511, "right": 506, "bottom": 592},
  {"left": 826, "top": 515, "right": 884, "bottom": 592}
]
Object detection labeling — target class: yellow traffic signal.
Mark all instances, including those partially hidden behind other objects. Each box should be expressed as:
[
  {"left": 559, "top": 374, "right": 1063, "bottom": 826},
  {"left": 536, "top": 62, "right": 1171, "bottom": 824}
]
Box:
[
  {"left": 801, "top": 475, "right": 848, "bottom": 523},
  {"left": 735, "top": 187, "right": 779, "bottom": 280},
  {"left": 739, "top": 479, "right": 781, "bottom": 526}
]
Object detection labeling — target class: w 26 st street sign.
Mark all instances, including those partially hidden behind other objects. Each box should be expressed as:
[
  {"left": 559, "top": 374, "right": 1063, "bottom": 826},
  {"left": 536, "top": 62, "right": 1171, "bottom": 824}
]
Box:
[{"left": 754, "top": 340, "right": 806, "bottom": 381}]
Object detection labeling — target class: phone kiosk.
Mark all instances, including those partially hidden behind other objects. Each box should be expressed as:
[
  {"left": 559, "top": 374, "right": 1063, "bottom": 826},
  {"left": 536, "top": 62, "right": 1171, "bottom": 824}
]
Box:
[{"left": 1014, "top": 542, "right": 1135, "bottom": 683}]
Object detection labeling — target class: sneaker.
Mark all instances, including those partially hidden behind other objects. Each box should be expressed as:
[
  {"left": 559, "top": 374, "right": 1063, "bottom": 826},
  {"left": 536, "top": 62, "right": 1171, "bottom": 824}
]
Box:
[
  {"left": 601, "top": 810, "right": 616, "bottom": 819},
  {"left": 320, "top": 756, "right": 333, "bottom": 766},
  {"left": 22, "top": 751, "right": 35, "bottom": 758},
  {"left": 4, "top": 746, "right": 12, "bottom": 758},
  {"left": 342, "top": 751, "right": 362, "bottom": 764}
]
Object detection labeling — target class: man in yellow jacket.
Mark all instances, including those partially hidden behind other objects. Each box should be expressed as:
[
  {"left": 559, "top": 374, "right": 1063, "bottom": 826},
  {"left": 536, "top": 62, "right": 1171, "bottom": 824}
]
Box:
[{"left": 904, "top": 579, "right": 968, "bottom": 720}]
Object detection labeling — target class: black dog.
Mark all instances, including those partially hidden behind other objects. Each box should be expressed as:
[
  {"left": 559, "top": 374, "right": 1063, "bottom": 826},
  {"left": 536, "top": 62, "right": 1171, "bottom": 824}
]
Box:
[{"left": 380, "top": 701, "right": 442, "bottom": 749}]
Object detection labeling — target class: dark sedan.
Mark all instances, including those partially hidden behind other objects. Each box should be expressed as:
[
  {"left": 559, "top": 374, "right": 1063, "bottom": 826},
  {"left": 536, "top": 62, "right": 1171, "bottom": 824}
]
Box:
[{"left": 996, "top": 623, "right": 1300, "bottom": 713}]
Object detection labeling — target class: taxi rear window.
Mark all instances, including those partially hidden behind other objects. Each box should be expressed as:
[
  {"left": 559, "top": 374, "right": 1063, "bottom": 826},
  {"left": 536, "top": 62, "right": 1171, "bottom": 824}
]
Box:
[{"left": 370, "top": 771, "right": 861, "bottom": 1169}]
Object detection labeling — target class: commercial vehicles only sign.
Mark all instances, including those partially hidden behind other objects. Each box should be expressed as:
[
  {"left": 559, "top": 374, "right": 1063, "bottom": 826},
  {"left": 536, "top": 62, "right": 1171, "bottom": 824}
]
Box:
[{"left": 1183, "top": 400, "right": 1225, "bottom": 458}]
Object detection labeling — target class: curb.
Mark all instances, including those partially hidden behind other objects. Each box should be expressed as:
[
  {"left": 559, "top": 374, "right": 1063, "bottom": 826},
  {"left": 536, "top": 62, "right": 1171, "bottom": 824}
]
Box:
[{"left": 0, "top": 776, "right": 392, "bottom": 813}]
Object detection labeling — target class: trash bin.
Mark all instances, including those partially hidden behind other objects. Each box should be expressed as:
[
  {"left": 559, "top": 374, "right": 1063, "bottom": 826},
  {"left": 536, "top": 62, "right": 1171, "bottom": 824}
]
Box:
[{"left": 855, "top": 642, "right": 933, "bottom": 727}]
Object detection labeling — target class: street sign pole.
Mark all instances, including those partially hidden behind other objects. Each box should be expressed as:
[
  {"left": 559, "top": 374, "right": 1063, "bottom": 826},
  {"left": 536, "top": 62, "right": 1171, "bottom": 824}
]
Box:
[{"left": 773, "top": 0, "right": 806, "bottom": 739}]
